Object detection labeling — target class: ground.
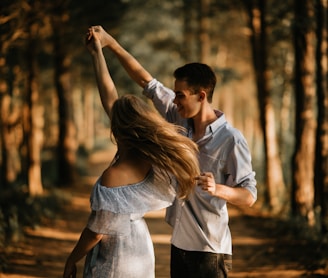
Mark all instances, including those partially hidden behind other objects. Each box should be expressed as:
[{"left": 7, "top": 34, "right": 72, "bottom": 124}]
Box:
[{"left": 0, "top": 147, "right": 327, "bottom": 278}]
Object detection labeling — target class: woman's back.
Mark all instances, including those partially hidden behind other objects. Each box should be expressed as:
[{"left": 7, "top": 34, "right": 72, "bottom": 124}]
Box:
[{"left": 101, "top": 154, "right": 152, "bottom": 188}]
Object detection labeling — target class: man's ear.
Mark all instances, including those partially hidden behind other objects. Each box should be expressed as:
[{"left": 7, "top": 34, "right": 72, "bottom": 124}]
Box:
[{"left": 199, "top": 91, "right": 206, "bottom": 102}]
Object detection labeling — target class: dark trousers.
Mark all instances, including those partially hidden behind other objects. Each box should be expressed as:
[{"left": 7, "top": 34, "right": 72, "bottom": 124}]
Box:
[{"left": 170, "top": 244, "right": 232, "bottom": 278}]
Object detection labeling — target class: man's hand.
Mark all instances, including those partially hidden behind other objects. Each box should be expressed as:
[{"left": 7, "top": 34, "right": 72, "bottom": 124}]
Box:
[{"left": 196, "top": 172, "right": 217, "bottom": 195}]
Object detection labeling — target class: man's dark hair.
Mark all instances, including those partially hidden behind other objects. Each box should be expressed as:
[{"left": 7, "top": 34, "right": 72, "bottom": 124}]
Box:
[{"left": 173, "top": 63, "right": 217, "bottom": 103}]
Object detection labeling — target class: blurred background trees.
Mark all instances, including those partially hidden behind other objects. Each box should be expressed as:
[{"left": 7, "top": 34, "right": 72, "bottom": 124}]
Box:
[{"left": 0, "top": 0, "right": 327, "bottom": 245}]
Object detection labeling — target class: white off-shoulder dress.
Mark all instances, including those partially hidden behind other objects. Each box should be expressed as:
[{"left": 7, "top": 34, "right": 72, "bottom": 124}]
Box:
[{"left": 83, "top": 167, "right": 176, "bottom": 278}]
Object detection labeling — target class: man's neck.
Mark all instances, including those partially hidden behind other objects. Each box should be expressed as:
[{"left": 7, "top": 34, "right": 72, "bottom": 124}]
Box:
[{"left": 192, "top": 106, "right": 218, "bottom": 141}]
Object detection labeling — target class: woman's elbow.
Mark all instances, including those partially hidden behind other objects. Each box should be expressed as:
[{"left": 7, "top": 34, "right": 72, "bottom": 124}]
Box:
[{"left": 84, "top": 228, "right": 103, "bottom": 241}]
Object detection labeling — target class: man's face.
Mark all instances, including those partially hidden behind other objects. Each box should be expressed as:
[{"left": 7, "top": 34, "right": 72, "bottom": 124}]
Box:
[{"left": 173, "top": 80, "right": 201, "bottom": 119}]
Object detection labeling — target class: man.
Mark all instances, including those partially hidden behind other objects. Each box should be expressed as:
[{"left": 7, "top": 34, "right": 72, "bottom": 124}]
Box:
[{"left": 90, "top": 25, "right": 257, "bottom": 278}]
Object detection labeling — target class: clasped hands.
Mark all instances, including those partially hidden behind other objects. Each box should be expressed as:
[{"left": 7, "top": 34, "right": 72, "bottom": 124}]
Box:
[{"left": 85, "top": 25, "right": 116, "bottom": 51}]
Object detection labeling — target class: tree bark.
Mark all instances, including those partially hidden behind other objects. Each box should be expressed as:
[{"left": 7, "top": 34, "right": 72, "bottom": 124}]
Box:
[
  {"left": 52, "top": 1, "right": 78, "bottom": 186},
  {"left": 292, "top": 0, "right": 317, "bottom": 226},
  {"left": 182, "top": 0, "right": 200, "bottom": 61},
  {"left": 199, "top": 0, "right": 211, "bottom": 64},
  {"left": 244, "top": 0, "right": 286, "bottom": 213},
  {"left": 0, "top": 2, "right": 26, "bottom": 188},
  {"left": 25, "top": 23, "right": 44, "bottom": 196},
  {"left": 315, "top": 0, "right": 328, "bottom": 232},
  {"left": 0, "top": 91, "right": 22, "bottom": 186},
  {"left": 0, "top": 61, "right": 11, "bottom": 187}
]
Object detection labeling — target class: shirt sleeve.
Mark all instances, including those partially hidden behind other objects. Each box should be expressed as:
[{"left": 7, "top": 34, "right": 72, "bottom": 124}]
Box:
[
  {"left": 226, "top": 136, "right": 257, "bottom": 201},
  {"left": 143, "top": 79, "right": 181, "bottom": 124}
]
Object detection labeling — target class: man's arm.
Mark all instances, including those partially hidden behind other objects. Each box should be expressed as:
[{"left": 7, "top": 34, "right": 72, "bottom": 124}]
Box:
[
  {"left": 196, "top": 172, "right": 256, "bottom": 207},
  {"left": 92, "top": 26, "right": 153, "bottom": 89},
  {"left": 86, "top": 27, "right": 118, "bottom": 119},
  {"left": 214, "top": 183, "right": 256, "bottom": 207}
]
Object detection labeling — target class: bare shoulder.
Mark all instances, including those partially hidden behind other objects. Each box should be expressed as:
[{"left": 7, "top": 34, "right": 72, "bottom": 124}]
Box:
[{"left": 100, "top": 163, "right": 151, "bottom": 188}]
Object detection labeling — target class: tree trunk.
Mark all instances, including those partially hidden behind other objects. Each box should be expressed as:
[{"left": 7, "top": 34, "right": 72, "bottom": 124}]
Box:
[
  {"left": 0, "top": 62, "right": 11, "bottom": 187},
  {"left": 292, "top": 0, "right": 317, "bottom": 226},
  {"left": 315, "top": 0, "right": 328, "bottom": 232},
  {"left": 52, "top": 1, "right": 77, "bottom": 186},
  {"left": 0, "top": 8, "right": 25, "bottom": 188},
  {"left": 182, "top": 0, "right": 200, "bottom": 61},
  {"left": 244, "top": 0, "right": 286, "bottom": 213},
  {"left": 0, "top": 92, "right": 21, "bottom": 186},
  {"left": 199, "top": 0, "right": 211, "bottom": 64},
  {"left": 25, "top": 23, "right": 44, "bottom": 196}
]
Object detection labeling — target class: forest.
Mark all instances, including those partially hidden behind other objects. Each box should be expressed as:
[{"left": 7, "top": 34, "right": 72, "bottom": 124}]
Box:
[{"left": 0, "top": 0, "right": 327, "bottom": 274}]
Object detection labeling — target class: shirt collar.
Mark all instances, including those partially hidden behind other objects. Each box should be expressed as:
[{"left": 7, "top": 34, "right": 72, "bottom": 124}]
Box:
[
  {"left": 187, "top": 110, "right": 226, "bottom": 141},
  {"left": 206, "top": 110, "right": 225, "bottom": 135}
]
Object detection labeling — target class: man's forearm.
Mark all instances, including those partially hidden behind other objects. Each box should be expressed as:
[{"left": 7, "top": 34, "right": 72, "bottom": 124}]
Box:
[
  {"left": 215, "top": 185, "right": 256, "bottom": 207},
  {"left": 105, "top": 39, "right": 153, "bottom": 88}
]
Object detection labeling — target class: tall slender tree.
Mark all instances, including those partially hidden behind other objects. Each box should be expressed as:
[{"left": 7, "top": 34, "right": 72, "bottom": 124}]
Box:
[
  {"left": 182, "top": 0, "right": 199, "bottom": 61},
  {"left": 244, "top": 0, "right": 286, "bottom": 213},
  {"left": 199, "top": 0, "right": 211, "bottom": 64},
  {"left": 292, "top": 0, "right": 317, "bottom": 226},
  {"left": 0, "top": 1, "right": 26, "bottom": 188},
  {"left": 25, "top": 17, "right": 44, "bottom": 196},
  {"left": 1, "top": 0, "right": 45, "bottom": 196},
  {"left": 315, "top": 0, "right": 328, "bottom": 232},
  {"left": 51, "top": 0, "right": 78, "bottom": 186}
]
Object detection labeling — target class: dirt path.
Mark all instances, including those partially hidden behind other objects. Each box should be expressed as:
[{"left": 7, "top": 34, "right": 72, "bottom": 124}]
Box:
[{"left": 1, "top": 147, "right": 327, "bottom": 278}]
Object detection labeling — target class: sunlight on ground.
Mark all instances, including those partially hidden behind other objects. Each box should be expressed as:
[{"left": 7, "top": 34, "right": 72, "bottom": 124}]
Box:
[
  {"left": 22, "top": 209, "right": 171, "bottom": 246},
  {"left": 0, "top": 275, "right": 36, "bottom": 278},
  {"left": 230, "top": 269, "right": 326, "bottom": 278},
  {"left": 233, "top": 237, "right": 275, "bottom": 245},
  {"left": 24, "top": 227, "right": 80, "bottom": 241},
  {"left": 23, "top": 221, "right": 171, "bottom": 244}
]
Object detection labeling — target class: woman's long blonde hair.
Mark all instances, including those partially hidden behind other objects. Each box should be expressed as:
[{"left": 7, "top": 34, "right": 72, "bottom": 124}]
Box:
[{"left": 110, "top": 94, "right": 200, "bottom": 199}]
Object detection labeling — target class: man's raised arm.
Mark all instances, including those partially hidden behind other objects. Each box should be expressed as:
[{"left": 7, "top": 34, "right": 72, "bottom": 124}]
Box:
[{"left": 92, "top": 25, "right": 153, "bottom": 89}]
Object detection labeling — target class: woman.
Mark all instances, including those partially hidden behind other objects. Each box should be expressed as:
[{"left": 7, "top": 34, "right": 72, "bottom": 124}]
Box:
[{"left": 63, "top": 28, "right": 200, "bottom": 278}]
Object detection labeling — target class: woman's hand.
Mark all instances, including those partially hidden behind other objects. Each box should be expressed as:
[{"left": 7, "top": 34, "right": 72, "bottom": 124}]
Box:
[{"left": 63, "top": 260, "right": 77, "bottom": 278}]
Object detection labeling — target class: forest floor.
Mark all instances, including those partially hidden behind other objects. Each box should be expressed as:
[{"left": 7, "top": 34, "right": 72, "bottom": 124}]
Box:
[{"left": 0, "top": 146, "right": 328, "bottom": 278}]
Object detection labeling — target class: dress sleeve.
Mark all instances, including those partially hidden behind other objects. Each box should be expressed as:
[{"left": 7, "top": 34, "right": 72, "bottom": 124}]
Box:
[{"left": 86, "top": 210, "right": 131, "bottom": 236}]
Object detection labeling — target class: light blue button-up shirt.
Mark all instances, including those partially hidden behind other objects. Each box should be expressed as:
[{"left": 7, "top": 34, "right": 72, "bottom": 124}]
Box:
[{"left": 143, "top": 79, "right": 257, "bottom": 255}]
